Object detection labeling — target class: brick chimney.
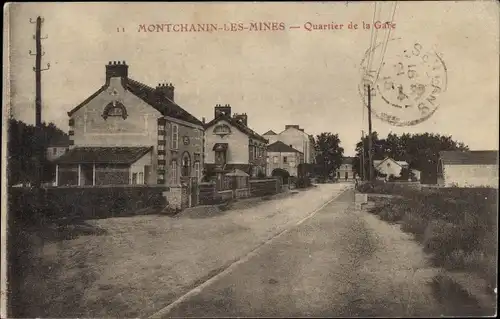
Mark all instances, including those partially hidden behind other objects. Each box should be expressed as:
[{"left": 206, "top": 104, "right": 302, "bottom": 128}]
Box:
[
  {"left": 285, "top": 124, "right": 300, "bottom": 130},
  {"left": 155, "top": 83, "right": 175, "bottom": 101},
  {"left": 233, "top": 113, "right": 248, "bottom": 126},
  {"left": 214, "top": 104, "right": 232, "bottom": 118},
  {"left": 106, "top": 61, "right": 129, "bottom": 81}
]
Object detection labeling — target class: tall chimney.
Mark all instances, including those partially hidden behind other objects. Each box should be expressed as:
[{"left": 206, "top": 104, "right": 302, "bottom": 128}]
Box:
[
  {"left": 214, "top": 104, "right": 232, "bottom": 118},
  {"left": 233, "top": 113, "right": 248, "bottom": 126},
  {"left": 106, "top": 61, "right": 129, "bottom": 81},
  {"left": 155, "top": 83, "right": 175, "bottom": 101}
]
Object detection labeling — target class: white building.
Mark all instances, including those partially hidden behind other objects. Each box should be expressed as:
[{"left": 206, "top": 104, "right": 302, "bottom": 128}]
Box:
[
  {"left": 263, "top": 125, "right": 315, "bottom": 164},
  {"left": 266, "top": 141, "right": 304, "bottom": 177},
  {"left": 373, "top": 157, "right": 409, "bottom": 178},
  {"left": 437, "top": 150, "right": 498, "bottom": 188}
]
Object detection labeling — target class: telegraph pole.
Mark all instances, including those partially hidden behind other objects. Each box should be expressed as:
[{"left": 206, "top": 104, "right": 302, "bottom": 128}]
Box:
[
  {"left": 367, "top": 84, "right": 374, "bottom": 181},
  {"left": 29, "top": 16, "right": 50, "bottom": 188},
  {"left": 361, "top": 130, "right": 366, "bottom": 181}
]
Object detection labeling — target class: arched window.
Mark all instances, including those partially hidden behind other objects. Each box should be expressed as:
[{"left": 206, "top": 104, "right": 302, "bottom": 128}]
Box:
[
  {"left": 181, "top": 152, "right": 191, "bottom": 177},
  {"left": 102, "top": 101, "right": 128, "bottom": 120}
]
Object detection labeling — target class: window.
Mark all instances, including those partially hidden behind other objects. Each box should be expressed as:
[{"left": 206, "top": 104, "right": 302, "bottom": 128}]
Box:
[
  {"left": 171, "top": 161, "right": 178, "bottom": 183},
  {"left": 194, "top": 162, "right": 200, "bottom": 181},
  {"left": 283, "top": 156, "right": 288, "bottom": 164},
  {"left": 53, "top": 148, "right": 57, "bottom": 155},
  {"left": 158, "top": 133, "right": 165, "bottom": 141},
  {"left": 158, "top": 154, "right": 165, "bottom": 160},
  {"left": 132, "top": 173, "right": 138, "bottom": 185},
  {"left": 249, "top": 144, "right": 254, "bottom": 160},
  {"left": 158, "top": 144, "right": 165, "bottom": 151},
  {"left": 181, "top": 153, "right": 191, "bottom": 177},
  {"left": 273, "top": 156, "right": 279, "bottom": 164},
  {"left": 172, "top": 124, "right": 179, "bottom": 149},
  {"left": 266, "top": 156, "right": 270, "bottom": 163},
  {"left": 138, "top": 172, "right": 144, "bottom": 184}
]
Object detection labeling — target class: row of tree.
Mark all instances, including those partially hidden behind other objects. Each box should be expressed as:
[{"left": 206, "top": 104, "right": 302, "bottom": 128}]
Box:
[
  {"left": 309, "top": 131, "right": 468, "bottom": 183},
  {"left": 8, "top": 119, "right": 69, "bottom": 186},
  {"left": 353, "top": 132, "right": 469, "bottom": 183}
]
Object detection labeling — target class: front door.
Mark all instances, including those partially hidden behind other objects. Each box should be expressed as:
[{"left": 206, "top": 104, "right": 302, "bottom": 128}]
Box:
[
  {"left": 144, "top": 165, "right": 151, "bottom": 184},
  {"left": 345, "top": 172, "right": 348, "bottom": 180}
]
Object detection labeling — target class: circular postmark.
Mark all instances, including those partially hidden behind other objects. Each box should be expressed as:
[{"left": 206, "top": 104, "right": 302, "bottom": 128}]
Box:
[{"left": 358, "top": 37, "right": 448, "bottom": 126}]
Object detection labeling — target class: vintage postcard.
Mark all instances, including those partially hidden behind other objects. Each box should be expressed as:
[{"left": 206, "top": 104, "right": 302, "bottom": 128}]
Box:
[{"left": 2, "top": 1, "right": 498, "bottom": 318}]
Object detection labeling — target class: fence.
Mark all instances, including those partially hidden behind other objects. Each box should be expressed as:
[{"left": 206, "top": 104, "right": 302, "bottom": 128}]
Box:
[{"left": 198, "top": 177, "right": 282, "bottom": 205}]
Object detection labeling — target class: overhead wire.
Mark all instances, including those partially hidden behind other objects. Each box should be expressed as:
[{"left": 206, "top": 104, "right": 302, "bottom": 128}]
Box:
[{"left": 373, "top": 1, "right": 398, "bottom": 85}]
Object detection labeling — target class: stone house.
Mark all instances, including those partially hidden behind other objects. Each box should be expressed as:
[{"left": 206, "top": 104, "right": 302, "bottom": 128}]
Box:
[
  {"left": 204, "top": 104, "right": 268, "bottom": 177},
  {"left": 437, "top": 150, "right": 498, "bottom": 187},
  {"left": 337, "top": 157, "right": 356, "bottom": 181},
  {"left": 54, "top": 61, "right": 204, "bottom": 187},
  {"left": 266, "top": 141, "right": 304, "bottom": 177},
  {"left": 263, "top": 125, "right": 316, "bottom": 164},
  {"left": 373, "top": 157, "right": 409, "bottom": 178}
]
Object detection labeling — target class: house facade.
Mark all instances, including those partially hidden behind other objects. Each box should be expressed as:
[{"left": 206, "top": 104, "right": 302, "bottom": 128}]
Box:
[
  {"left": 337, "top": 157, "right": 356, "bottom": 181},
  {"left": 204, "top": 104, "right": 268, "bottom": 177},
  {"left": 266, "top": 141, "right": 304, "bottom": 177},
  {"left": 54, "top": 61, "right": 204, "bottom": 186},
  {"left": 373, "top": 157, "right": 409, "bottom": 178},
  {"left": 46, "top": 136, "right": 70, "bottom": 161},
  {"left": 437, "top": 150, "right": 498, "bottom": 188},
  {"left": 263, "top": 125, "right": 316, "bottom": 164}
]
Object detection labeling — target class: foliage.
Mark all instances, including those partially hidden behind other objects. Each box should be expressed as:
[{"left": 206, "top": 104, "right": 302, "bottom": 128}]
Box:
[
  {"left": 314, "top": 132, "right": 344, "bottom": 179},
  {"left": 294, "top": 176, "right": 312, "bottom": 189},
  {"left": 366, "top": 186, "right": 497, "bottom": 290},
  {"left": 353, "top": 132, "right": 468, "bottom": 182},
  {"left": 271, "top": 168, "right": 290, "bottom": 184},
  {"left": 8, "top": 119, "right": 69, "bottom": 186},
  {"left": 257, "top": 170, "right": 266, "bottom": 178}
]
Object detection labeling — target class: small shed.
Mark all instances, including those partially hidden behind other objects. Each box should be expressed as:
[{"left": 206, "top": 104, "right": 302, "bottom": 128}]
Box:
[{"left": 225, "top": 169, "right": 249, "bottom": 189}]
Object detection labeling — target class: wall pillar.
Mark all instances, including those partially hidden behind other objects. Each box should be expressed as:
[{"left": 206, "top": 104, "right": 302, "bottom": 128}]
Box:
[
  {"left": 93, "top": 164, "right": 96, "bottom": 186},
  {"left": 78, "top": 164, "right": 82, "bottom": 186}
]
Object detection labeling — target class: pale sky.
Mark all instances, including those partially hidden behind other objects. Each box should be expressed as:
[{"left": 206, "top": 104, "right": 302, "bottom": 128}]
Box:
[{"left": 5, "top": 1, "right": 499, "bottom": 155}]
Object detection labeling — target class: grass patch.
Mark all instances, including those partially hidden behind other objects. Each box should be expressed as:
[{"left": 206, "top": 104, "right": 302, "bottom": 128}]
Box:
[{"left": 365, "top": 185, "right": 497, "bottom": 296}]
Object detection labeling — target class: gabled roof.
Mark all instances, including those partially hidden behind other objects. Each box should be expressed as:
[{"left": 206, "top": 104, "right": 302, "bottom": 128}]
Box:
[
  {"left": 263, "top": 130, "right": 277, "bottom": 135},
  {"left": 267, "top": 141, "right": 302, "bottom": 153},
  {"left": 67, "top": 78, "right": 203, "bottom": 126},
  {"left": 204, "top": 114, "right": 268, "bottom": 143},
  {"left": 374, "top": 157, "right": 408, "bottom": 168},
  {"left": 54, "top": 146, "right": 153, "bottom": 164},
  {"left": 439, "top": 150, "right": 498, "bottom": 165}
]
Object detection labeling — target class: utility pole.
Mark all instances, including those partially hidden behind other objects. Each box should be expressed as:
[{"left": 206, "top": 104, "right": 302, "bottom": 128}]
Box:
[
  {"left": 361, "top": 130, "right": 366, "bottom": 181},
  {"left": 29, "top": 16, "right": 50, "bottom": 188},
  {"left": 367, "top": 84, "right": 374, "bottom": 181}
]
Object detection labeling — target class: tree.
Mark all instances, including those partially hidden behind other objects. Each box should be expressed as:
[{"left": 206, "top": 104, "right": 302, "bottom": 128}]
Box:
[
  {"left": 8, "top": 119, "right": 69, "bottom": 186},
  {"left": 352, "top": 131, "right": 469, "bottom": 183},
  {"left": 314, "top": 132, "right": 344, "bottom": 179}
]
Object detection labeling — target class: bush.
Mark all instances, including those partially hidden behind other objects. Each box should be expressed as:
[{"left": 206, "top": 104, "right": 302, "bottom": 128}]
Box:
[
  {"left": 295, "top": 176, "right": 312, "bottom": 189},
  {"left": 257, "top": 171, "right": 266, "bottom": 178},
  {"left": 400, "top": 212, "right": 429, "bottom": 238}
]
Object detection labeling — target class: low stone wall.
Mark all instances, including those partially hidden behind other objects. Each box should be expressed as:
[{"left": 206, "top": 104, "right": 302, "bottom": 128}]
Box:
[{"left": 249, "top": 179, "right": 281, "bottom": 197}]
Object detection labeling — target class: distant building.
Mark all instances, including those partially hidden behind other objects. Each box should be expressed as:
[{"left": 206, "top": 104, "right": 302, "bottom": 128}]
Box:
[
  {"left": 46, "top": 135, "right": 70, "bottom": 161},
  {"left": 266, "top": 141, "right": 304, "bottom": 177},
  {"left": 54, "top": 61, "right": 204, "bottom": 186},
  {"left": 373, "top": 157, "right": 409, "bottom": 178},
  {"left": 337, "top": 157, "right": 356, "bottom": 180},
  {"left": 204, "top": 104, "right": 268, "bottom": 177},
  {"left": 437, "top": 150, "right": 498, "bottom": 187},
  {"left": 263, "top": 125, "right": 316, "bottom": 164}
]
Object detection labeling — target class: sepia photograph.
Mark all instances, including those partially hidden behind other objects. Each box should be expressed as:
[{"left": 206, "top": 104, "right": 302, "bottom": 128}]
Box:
[{"left": 2, "top": 1, "right": 498, "bottom": 318}]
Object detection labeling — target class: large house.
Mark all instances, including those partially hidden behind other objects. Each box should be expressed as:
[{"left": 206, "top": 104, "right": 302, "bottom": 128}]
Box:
[
  {"left": 266, "top": 141, "right": 304, "bottom": 177},
  {"left": 437, "top": 150, "right": 498, "bottom": 187},
  {"left": 263, "top": 125, "right": 316, "bottom": 164},
  {"left": 204, "top": 104, "right": 268, "bottom": 177},
  {"left": 373, "top": 157, "right": 409, "bottom": 178},
  {"left": 54, "top": 61, "right": 204, "bottom": 186}
]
